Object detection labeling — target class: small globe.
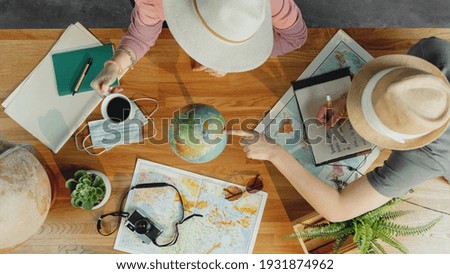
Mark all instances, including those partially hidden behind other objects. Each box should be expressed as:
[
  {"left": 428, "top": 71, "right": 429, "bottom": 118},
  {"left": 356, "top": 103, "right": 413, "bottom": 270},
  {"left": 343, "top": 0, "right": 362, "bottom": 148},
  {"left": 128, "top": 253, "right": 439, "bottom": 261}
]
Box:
[{"left": 168, "top": 104, "right": 227, "bottom": 163}]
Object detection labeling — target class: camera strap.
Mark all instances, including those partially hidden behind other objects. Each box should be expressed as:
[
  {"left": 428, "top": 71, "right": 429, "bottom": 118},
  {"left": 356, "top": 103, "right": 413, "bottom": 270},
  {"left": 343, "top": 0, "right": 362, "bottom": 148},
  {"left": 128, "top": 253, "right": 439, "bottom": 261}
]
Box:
[{"left": 96, "top": 182, "right": 203, "bottom": 247}]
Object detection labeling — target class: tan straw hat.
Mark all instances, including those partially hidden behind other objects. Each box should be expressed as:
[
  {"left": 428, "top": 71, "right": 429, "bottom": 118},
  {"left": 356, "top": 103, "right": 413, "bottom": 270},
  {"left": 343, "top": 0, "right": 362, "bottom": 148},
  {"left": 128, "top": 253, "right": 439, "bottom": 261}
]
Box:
[
  {"left": 347, "top": 54, "right": 450, "bottom": 150},
  {"left": 163, "top": 0, "right": 273, "bottom": 73}
]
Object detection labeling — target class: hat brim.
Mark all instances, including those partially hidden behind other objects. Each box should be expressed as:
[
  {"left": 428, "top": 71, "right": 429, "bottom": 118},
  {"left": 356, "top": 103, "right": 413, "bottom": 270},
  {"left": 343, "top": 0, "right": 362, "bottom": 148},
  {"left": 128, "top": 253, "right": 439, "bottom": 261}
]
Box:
[
  {"left": 347, "top": 54, "right": 450, "bottom": 150},
  {"left": 163, "top": 0, "right": 273, "bottom": 73}
]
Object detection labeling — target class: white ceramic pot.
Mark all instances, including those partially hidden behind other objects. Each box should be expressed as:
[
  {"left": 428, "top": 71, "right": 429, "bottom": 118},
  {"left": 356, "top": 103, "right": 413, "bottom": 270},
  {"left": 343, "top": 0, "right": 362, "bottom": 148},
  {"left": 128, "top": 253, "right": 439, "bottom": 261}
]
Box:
[{"left": 86, "top": 170, "right": 112, "bottom": 210}]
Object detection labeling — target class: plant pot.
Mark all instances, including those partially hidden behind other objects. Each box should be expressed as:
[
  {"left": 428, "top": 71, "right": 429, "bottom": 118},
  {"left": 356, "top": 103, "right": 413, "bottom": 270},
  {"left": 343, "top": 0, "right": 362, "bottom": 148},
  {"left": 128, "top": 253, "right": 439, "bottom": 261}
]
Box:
[{"left": 86, "top": 170, "right": 112, "bottom": 210}]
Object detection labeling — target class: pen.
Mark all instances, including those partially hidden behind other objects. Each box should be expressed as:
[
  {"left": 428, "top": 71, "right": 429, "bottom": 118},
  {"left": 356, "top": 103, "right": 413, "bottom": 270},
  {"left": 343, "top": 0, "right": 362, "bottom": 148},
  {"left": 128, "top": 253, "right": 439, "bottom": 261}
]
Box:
[
  {"left": 325, "top": 95, "right": 333, "bottom": 126},
  {"left": 72, "top": 57, "right": 93, "bottom": 96},
  {"left": 325, "top": 95, "right": 333, "bottom": 140}
]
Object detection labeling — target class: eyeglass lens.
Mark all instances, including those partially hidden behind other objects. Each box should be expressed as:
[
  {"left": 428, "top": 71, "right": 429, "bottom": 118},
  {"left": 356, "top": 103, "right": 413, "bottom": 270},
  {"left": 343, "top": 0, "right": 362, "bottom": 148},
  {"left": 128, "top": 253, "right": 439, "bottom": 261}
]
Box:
[{"left": 224, "top": 174, "right": 264, "bottom": 201}]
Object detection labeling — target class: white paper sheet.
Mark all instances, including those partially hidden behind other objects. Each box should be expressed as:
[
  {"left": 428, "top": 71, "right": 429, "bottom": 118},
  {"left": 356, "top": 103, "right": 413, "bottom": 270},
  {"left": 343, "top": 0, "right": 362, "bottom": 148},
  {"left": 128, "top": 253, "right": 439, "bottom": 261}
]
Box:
[
  {"left": 295, "top": 75, "right": 372, "bottom": 165},
  {"left": 2, "top": 23, "right": 103, "bottom": 153}
]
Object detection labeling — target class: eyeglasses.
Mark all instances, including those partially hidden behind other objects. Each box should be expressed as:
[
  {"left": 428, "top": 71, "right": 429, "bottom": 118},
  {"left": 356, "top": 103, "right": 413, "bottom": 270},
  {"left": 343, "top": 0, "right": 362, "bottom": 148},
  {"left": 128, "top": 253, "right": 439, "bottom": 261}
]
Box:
[{"left": 224, "top": 174, "right": 264, "bottom": 201}]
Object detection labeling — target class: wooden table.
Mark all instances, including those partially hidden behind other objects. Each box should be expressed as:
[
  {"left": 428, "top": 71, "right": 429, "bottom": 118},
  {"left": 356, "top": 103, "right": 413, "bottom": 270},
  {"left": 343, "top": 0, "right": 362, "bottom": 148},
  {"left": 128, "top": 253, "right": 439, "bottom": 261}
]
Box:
[{"left": 1, "top": 28, "right": 449, "bottom": 254}]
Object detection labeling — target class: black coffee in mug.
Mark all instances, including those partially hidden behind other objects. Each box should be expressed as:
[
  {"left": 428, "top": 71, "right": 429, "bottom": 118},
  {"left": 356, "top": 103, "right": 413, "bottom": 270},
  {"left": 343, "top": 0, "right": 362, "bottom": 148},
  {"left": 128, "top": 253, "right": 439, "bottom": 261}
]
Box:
[{"left": 106, "top": 97, "right": 131, "bottom": 123}]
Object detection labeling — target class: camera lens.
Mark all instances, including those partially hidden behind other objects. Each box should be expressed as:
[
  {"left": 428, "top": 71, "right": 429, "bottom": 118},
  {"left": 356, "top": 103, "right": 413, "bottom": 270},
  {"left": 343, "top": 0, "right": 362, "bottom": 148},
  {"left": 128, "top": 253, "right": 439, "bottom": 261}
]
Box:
[{"left": 135, "top": 219, "right": 151, "bottom": 234}]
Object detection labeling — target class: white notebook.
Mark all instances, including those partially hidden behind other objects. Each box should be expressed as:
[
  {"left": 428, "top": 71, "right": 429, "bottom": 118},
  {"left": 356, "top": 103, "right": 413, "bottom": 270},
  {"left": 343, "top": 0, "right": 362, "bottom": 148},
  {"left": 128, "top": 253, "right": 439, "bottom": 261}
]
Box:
[
  {"left": 294, "top": 68, "right": 372, "bottom": 166},
  {"left": 2, "top": 23, "right": 104, "bottom": 153}
]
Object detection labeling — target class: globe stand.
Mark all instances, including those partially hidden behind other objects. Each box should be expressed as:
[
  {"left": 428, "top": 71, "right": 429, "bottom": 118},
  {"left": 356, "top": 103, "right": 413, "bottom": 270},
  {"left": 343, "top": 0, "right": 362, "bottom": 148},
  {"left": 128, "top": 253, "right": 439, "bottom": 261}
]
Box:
[{"left": 43, "top": 165, "right": 58, "bottom": 208}]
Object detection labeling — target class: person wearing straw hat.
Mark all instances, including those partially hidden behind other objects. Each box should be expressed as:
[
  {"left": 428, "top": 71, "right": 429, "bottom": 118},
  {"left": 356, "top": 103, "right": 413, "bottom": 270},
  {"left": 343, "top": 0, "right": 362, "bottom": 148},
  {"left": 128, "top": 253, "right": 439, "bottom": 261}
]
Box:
[
  {"left": 232, "top": 37, "right": 450, "bottom": 222},
  {"left": 91, "top": 0, "right": 308, "bottom": 96}
]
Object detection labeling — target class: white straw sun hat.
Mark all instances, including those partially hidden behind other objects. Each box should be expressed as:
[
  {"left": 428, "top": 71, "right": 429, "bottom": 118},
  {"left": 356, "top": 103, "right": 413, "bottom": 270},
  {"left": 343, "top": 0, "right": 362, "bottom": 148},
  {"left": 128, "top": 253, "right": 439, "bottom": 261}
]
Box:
[
  {"left": 162, "top": 0, "right": 274, "bottom": 73},
  {"left": 347, "top": 54, "right": 450, "bottom": 150}
]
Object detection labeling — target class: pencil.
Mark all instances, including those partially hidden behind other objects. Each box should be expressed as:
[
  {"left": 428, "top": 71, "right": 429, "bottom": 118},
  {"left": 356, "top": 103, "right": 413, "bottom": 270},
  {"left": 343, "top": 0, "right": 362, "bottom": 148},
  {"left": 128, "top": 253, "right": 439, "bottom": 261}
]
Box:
[
  {"left": 325, "top": 95, "right": 333, "bottom": 126},
  {"left": 72, "top": 58, "right": 93, "bottom": 96}
]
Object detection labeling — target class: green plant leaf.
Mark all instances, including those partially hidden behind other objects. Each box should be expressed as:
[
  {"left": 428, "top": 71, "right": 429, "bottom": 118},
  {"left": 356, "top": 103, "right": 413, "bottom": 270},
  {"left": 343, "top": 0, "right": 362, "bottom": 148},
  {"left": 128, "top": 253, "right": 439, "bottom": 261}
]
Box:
[
  {"left": 91, "top": 194, "right": 99, "bottom": 203},
  {"left": 93, "top": 175, "right": 104, "bottom": 187},
  {"left": 381, "top": 210, "right": 414, "bottom": 221},
  {"left": 366, "top": 245, "right": 377, "bottom": 254},
  {"left": 82, "top": 178, "right": 92, "bottom": 186},
  {"left": 71, "top": 189, "right": 79, "bottom": 198},
  {"left": 70, "top": 197, "right": 78, "bottom": 207},
  {"left": 297, "top": 222, "right": 349, "bottom": 240},
  {"left": 358, "top": 222, "right": 373, "bottom": 254},
  {"left": 301, "top": 222, "right": 331, "bottom": 229},
  {"left": 372, "top": 239, "right": 387, "bottom": 254},
  {"left": 65, "top": 179, "right": 78, "bottom": 189},
  {"left": 380, "top": 216, "right": 442, "bottom": 237},
  {"left": 82, "top": 200, "right": 94, "bottom": 210},
  {"left": 358, "top": 199, "right": 401, "bottom": 223},
  {"left": 333, "top": 234, "right": 351, "bottom": 254},
  {"left": 81, "top": 189, "right": 90, "bottom": 198},
  {"left": 74, "top": 198, "right": 83, "bottom": 208},
  {"left": 378, "top": 230, "right": 408, "bottom": 254},
  {"left": 74, "top": 170, "right": 88, "bottom": 181},
  {"left": 353, "top": 220, "right": 361, "bottom": 246},
  {"left": 78, "top": 175, "right": 88, "bottom": 184},
  {"left": 75, "top": 183, "right": 84, "bottom": 190},
  {"left": 92, "top": 179, "right": 100, "bottom": 187},
  {"left": 334, "top": 226, "right": 355, "bottom": 238},
  {"left": 95, "top": 187, "right": 105, "bottom": 196}
]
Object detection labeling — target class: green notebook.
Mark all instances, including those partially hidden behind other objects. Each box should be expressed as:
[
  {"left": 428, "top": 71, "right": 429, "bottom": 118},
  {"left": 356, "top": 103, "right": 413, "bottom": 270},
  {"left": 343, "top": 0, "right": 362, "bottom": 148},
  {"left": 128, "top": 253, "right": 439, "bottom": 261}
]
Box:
[{"left": 52, "top": 44, "right": 119, "bottom": 96}]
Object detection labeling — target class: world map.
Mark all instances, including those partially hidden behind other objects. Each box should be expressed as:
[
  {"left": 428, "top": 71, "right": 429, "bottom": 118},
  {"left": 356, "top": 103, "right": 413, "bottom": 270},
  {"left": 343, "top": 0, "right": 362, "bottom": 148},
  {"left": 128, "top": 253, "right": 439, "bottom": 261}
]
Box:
[
  {"left": 314, "top": 42, "right": 366, "bottom": 77},
  {"left": 114, "top": 159, "right": 267, "bottom": 254}
]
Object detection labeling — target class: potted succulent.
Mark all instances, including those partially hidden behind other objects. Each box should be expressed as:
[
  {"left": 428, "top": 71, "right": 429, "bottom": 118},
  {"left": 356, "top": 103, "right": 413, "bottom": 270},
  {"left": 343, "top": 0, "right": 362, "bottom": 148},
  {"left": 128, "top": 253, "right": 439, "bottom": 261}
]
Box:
[
  {"left": 65, "top": 169, "right": 111, "bottom": 210},
  {"left": 293, "top": 198, "right": 442, "bottom": 254}
]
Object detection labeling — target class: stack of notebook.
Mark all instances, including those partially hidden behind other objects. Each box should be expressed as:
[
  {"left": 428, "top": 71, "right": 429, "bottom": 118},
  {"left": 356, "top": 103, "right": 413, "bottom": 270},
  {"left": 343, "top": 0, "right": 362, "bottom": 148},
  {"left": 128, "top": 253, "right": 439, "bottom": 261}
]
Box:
[{"left": 2, "top": 23, "right": 117, "bottom": 153}]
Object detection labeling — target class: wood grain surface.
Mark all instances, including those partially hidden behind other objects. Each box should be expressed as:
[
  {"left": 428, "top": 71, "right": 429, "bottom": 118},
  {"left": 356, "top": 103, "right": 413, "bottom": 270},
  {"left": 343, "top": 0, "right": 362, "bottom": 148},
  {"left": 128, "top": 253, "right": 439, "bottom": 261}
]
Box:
[{"left": 1, "top": 28, "right": 449, "bottom": 254}]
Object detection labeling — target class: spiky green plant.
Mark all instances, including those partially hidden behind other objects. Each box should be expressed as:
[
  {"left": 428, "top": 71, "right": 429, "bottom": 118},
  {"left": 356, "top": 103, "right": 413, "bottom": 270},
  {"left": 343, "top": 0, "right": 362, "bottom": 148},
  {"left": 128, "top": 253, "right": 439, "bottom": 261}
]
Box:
[
  {"left": 65, "top": 170, "right": 106, "bottom": 210},
  {"left": 294, "top": 199, "right": 442, "bottom": 254}
]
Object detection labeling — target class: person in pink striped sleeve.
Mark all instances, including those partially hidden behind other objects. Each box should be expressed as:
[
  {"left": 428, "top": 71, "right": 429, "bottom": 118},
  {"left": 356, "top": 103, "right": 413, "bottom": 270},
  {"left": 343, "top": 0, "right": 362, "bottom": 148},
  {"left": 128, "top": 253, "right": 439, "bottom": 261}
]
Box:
[{"left": 91, "top": 0, "right": 308, "bottom": 96}]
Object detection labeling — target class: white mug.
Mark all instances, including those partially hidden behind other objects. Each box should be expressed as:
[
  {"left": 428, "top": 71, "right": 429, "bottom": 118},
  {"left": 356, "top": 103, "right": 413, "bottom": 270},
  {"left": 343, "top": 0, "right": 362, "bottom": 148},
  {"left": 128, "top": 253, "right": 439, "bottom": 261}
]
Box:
[{"left": 101, "top": 93, "right": 136, "bottom": 123}]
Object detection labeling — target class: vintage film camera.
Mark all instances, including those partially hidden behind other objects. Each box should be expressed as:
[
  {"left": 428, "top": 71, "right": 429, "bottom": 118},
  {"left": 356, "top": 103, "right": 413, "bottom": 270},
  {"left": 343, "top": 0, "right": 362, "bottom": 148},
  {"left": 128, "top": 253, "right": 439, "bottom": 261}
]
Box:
[{"left": 125, "top": 209, "right": 163, "bottom": 244}]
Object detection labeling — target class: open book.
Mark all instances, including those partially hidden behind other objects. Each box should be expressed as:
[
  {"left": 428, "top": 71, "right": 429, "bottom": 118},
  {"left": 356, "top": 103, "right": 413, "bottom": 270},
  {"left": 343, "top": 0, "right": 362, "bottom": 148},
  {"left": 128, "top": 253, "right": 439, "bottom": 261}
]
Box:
[
  {"left": 293, "top": 68, "right": 372, "bottom": 166},
  {"left": 255, "top": 30, "right": 379, "bottom": 190}
]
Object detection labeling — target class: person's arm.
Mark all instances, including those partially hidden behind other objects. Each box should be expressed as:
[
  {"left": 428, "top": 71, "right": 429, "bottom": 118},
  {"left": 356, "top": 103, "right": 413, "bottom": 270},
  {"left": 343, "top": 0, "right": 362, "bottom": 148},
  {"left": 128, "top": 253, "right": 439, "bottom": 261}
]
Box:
[
  {"left": 91, "top": 0, "right": 164, "bottom": 95},
  {"left": 231, "top": 130, "right": 390, "bottom": 222},
  {"left": 118, "top": 0, "right": 164, "bottom": 65},
  {"left": 270, "top": 0, "right": 308, "bottom": 56},
  {"left": 270, "top": 146, "right": 391, "bottom": 222}
]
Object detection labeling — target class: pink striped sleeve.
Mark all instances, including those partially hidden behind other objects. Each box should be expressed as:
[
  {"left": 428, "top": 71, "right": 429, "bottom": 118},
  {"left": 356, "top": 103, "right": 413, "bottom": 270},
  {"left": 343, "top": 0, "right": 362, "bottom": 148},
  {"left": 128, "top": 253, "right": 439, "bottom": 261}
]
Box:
[
  {"left": 270, "top": 0, "right": 308, "bottom": 56},
  {"left": 119, "top": 0, "right": 165, "bottom": 61}
]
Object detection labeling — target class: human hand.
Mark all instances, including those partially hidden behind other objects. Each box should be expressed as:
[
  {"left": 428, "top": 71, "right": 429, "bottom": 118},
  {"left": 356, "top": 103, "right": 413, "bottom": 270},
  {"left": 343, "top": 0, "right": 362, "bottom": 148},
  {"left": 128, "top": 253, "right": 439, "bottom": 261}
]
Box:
[
  {"left": 228, "top": 129, "right": 283, "bottom": 162},
  {"left": 90, "top": 61, "right": 120, "bottom": 96},
  {"left": 316, "top": 96, "right": 347, "bottom": 128},
  {"left": 192, "top": 61, "right": 227, "bottom": 77}
]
